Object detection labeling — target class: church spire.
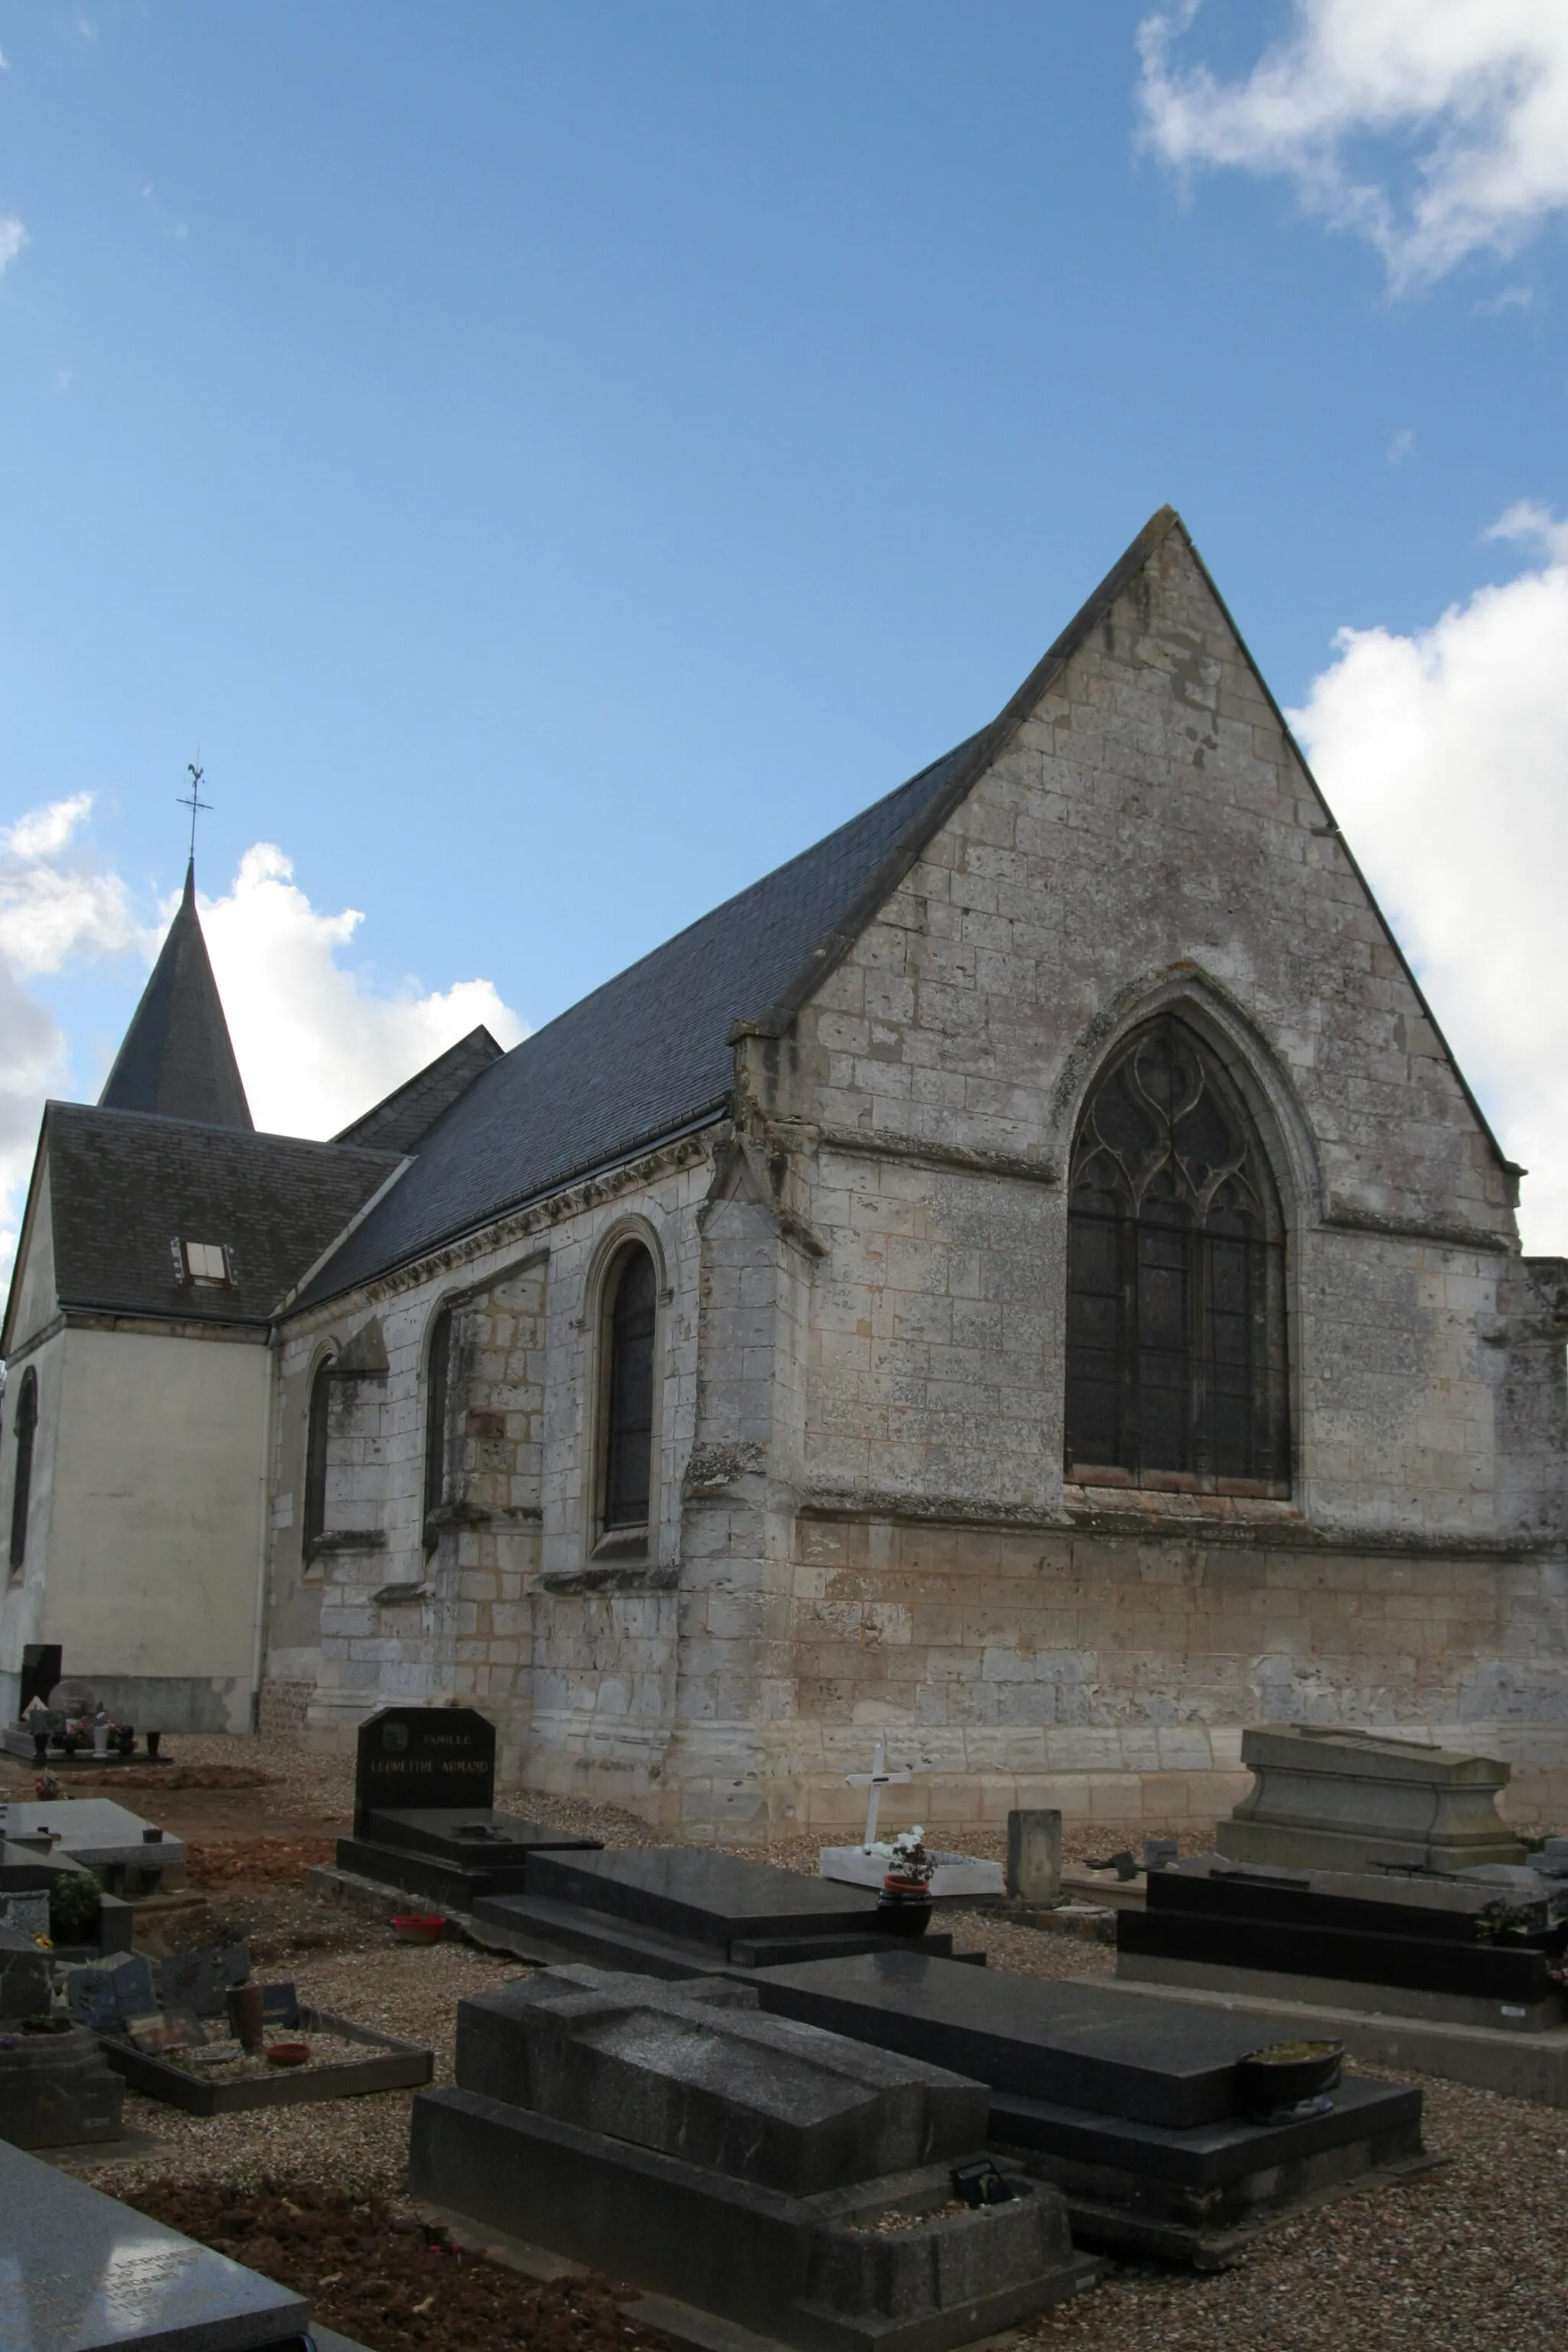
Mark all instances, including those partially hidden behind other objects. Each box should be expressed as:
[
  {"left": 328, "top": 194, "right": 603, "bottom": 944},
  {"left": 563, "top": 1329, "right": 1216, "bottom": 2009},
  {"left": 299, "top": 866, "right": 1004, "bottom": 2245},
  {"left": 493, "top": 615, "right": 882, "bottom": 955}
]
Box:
[{"left": 99, "top": 859, "right": 253, "bottom": 1130}]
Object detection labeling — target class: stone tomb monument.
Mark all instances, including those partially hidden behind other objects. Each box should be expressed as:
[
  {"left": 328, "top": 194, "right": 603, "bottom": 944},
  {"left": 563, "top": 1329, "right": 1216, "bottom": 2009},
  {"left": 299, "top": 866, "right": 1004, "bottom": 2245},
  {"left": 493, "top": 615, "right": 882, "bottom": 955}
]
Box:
[
  {"left": 335, "top": 1704, "right": 601, "bottom": 1909},
  {"left": 750, "top": 1949, "right": 1427, "bottom": 2265},
  {"left": 0, "top": 2135, "right": 310, "bottom": 2351},
  {"left": 1216, "top": 1725, "right": 1526, "bottom": 1876},
  {"left": 409, "top": 1963, "right": 1096, "bottom": 2350},
  {"left": 472, "top": 1845, "right": 971, "bottom": 1975}
]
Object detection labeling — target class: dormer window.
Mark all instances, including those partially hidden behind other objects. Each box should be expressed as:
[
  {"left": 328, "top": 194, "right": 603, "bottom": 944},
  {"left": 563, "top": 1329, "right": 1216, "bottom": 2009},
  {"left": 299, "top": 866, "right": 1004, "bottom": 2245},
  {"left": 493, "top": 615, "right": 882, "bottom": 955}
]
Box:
[{"left": 173, "top": 1239, "right": 234, "bottom": 1286}]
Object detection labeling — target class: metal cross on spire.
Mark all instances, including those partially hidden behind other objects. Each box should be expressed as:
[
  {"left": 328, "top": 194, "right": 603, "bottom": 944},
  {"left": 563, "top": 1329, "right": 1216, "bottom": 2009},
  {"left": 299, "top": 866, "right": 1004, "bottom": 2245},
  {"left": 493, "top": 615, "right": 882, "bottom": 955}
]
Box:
[{"left": 177, "top": 763, "right": 211, "bottom": 863}]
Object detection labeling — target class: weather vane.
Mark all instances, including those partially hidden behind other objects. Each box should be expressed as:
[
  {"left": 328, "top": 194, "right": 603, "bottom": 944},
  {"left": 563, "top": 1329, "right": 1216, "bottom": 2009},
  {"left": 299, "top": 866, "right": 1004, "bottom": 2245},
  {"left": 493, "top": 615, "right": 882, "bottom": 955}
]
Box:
[{"left": 177, "top": 762, "right": 211, "bottom": 862}]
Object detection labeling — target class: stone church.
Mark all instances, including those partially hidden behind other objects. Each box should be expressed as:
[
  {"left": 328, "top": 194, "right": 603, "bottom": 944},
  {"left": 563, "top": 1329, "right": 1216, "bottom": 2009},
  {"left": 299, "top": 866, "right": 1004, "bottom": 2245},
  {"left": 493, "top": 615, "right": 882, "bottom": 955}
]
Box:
[{"left": 4, "top": 509, "right": 1565, "bottom": 1837}]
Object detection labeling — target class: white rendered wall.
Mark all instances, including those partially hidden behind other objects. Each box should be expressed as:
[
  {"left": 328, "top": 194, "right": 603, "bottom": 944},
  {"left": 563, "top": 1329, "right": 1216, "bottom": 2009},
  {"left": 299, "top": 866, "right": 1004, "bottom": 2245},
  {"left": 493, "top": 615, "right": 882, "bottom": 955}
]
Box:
[{"left": 35, "top": 1326, "right": 269, "bottom": 1731}]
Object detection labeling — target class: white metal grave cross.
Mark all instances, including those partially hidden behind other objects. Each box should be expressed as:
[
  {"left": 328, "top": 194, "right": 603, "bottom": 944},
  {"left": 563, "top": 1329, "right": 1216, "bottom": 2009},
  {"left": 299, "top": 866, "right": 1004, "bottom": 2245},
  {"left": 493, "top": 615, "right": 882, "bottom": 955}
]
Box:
[{"left": 844, "top": 1740, "right": 912, "bottom": 1853}]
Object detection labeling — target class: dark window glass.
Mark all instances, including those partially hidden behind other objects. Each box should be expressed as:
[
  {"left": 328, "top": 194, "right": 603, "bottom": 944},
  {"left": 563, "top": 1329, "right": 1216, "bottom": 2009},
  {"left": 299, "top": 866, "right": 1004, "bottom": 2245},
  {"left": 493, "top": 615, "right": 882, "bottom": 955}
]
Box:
[
  {"left": 423, "top": 1307, "right": 453, "bottom": 1554},
  {"left": 8, "top": 1368, "right": 37, "bottom": 1573},
  {"left": 1065, "top": 1015, "right": 1288, "bottom": 1490},
  {"left": 303, "top": 1356, "right": 333, "bottom": 1558},
  {"left": 603, "top": 1249, "right": 657, "bottom": 1530}
]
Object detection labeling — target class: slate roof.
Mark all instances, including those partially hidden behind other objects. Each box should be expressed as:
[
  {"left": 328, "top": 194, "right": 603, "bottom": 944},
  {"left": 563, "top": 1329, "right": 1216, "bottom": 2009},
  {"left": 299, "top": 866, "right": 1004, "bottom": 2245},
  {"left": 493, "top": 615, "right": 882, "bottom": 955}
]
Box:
[
  {"left": 27, "top": 1104, "right": 400, "bottom": 1334},
  {"left": 290, "top": 726, "right": 993, "bottom": 1309},
  {"left": 99, "top": 861, "right": 253, "bottom": 1130},
  {"left": 335, "top": 1025, "right": 504, "bottom": 1154}
]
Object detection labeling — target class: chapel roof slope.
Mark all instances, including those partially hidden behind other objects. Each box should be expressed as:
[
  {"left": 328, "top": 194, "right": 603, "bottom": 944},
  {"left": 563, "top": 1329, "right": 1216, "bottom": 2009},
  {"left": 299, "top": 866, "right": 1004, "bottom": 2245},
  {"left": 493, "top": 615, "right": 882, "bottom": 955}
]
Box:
[
  {"left": 36, "top": 1102, "right": 400, "bottom": 1331},
  {"left": 334, "top": 1025, "right": 505, "bottom": 1155},
  {"left": 290, "top": 724, "right": 989, "bottom": 1308},
  {"left": 98, "top": 861, "right": 253, "bottom": 1130}
]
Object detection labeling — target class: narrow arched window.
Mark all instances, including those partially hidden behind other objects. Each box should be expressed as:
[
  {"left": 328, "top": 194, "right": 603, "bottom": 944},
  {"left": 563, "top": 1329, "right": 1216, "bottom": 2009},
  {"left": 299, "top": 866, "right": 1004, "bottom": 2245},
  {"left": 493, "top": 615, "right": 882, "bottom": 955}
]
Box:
[
  {"left": 603, "top": 1247, "right": 657, "bottom": 1532},
  {"left": 302, "top": 1355, "right": 334, "bottom": 1560},
  {"left": 9, "top": 1368, "right": 38, "bottom": 1574},
  {"left": 423, "top": 1305, "right": 453, "bottom": 1555},
  {"left": 1065, "top": 1014, "right": 1289, "bottom": 1493}
]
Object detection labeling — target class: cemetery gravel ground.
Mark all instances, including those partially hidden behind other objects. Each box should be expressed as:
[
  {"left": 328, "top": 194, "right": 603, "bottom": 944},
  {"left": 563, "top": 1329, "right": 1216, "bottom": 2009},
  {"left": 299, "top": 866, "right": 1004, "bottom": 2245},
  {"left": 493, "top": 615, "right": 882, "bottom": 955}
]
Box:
[{"left": 21, "top": 1735, "right": 1564, "bottom": 2352}]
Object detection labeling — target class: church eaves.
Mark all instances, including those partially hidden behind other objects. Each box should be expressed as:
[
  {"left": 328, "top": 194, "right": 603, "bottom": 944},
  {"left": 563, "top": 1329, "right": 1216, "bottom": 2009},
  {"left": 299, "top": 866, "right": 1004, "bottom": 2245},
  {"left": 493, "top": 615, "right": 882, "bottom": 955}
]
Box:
[{"left": 99, "top": 861, "right": 253, "bottom": 1131}]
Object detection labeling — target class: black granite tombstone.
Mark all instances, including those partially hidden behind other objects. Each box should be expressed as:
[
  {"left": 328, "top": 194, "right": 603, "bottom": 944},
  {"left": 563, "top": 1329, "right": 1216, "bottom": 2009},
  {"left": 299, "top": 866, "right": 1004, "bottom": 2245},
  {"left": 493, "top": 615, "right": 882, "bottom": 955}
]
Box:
[
  {"left": 750, "top": 1949, "right": 1427, "bottom": 2261},
  {"left": 352, "top": 1706, "right": 497, "bottom": 1833},
  {"left": 1119, "top": 1855, "right": 1568, "bottom": 2024},
  {"left": 472, "top": 1845, "right": 965, "bottom": 1973}
]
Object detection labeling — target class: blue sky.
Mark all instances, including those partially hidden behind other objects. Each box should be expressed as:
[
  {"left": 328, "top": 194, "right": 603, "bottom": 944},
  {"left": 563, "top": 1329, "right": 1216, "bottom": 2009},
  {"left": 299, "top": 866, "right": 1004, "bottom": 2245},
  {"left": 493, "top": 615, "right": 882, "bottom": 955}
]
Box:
[{"left": 2, "top": 2, "right": 1566, "bottom": 1256}]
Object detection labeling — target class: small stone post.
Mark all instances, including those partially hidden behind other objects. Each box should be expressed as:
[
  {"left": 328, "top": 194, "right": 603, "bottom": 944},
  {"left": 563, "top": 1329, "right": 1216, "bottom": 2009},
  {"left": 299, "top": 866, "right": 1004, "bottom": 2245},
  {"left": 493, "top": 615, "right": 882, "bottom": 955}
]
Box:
[{"left": 1005, "top": 1808, "right": 1063, "bottom": 1906}]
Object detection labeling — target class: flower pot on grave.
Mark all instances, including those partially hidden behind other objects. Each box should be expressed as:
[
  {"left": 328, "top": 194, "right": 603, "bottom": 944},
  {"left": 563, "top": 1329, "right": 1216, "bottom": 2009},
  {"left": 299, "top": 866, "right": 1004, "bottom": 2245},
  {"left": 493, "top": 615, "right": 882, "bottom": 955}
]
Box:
[
  {"left": 113, "top": 1728, "right": 135, "bottom": 1756},
  {"left": 145, "top": 1732, "right": 162, "bottom": 1759},
  {"left": 92, "top": 1726, "right": 109, "bottom": 1759},
  {"left": 226, "top": 1983, "right": 265, "bottom": 2053},
  {"left": 30, "top": 1733, "right": 48, "bottom": 1763},
  {"left": 877, "top": 1876, "right": 934, "bottom": 1936}
]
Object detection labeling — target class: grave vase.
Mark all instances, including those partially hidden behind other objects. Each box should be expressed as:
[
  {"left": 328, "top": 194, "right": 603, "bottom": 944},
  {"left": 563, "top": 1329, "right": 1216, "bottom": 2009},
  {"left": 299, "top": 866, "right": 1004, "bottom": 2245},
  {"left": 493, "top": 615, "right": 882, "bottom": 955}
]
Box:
[{"left": 877, "top": 1876, "right": 934, "bottom": 1936}]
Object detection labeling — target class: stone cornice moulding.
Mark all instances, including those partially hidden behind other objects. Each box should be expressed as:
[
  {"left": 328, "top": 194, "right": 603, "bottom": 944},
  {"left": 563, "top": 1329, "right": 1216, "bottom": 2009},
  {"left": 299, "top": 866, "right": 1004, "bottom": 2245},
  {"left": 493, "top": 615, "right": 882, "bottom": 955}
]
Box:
[
  {"left": 1321, "top": 1201, "right": 1513, "bottom": 1255},
  {"left": 795, "top": 1486, "right": 1556, "bottom": 1559},
  {"left": 769, "top": 1119, "right": 1058, "bottom": 1189}
]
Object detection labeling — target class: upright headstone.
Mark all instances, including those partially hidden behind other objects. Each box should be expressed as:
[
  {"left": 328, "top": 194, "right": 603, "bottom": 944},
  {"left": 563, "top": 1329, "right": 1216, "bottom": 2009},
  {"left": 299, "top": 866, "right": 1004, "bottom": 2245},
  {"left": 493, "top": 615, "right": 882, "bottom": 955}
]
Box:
[
  {"left": 18, "top": 1647, "right": 61, "bottom": 1718},
  {"left": 353, "top": 1704, "right": 496, "bottom": 1835},
  {"left": 1007, "top": 1809, "right": 1063, "bottom": 1905}
]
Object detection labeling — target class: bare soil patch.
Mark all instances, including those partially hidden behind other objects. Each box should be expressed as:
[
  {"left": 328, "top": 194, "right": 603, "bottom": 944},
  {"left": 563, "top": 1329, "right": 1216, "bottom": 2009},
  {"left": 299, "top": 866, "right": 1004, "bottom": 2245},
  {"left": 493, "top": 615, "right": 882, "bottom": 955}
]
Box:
[{"left": 119, "top": 2177, "right": 674, "bottom": 2352}]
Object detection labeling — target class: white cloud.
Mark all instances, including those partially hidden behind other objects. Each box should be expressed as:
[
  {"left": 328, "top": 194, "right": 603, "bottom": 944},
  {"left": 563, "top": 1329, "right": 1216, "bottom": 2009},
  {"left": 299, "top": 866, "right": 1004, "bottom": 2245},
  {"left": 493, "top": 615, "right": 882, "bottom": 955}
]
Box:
[
  {"left": 0, "top": 815, "right": 527, "bottom": 1291},
  {"left": 194, "top": 844, "right": 526, "bottom": 1139},
  {"left": 1289, "top": 512, "right": 1568, "bottom": 1254},
  {"left": 0, "top": 797, "right": 145, "bottom": 1279},
  {"left": 0, "top": 217, "right": 26, "bottom": 274},
  {"left": 1138, "top": 1, "right": 1568, "bottom": 288}
]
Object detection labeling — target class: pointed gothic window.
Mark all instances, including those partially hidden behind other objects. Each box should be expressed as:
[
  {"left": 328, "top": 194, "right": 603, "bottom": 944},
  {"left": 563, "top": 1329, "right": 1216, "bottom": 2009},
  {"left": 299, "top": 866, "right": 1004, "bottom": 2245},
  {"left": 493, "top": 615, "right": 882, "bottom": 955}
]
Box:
[
  {"left": 8, "top": 1368, "right": 38, "bottom": 1575},
  {"left": 1065, "top": 1015, "right": 1289, "bottom": 1493},
  {"left": 423, "top": 1306, "right": 454, "bottom": 1556},
  {"left": 602, "top": 1247, "right": 657, "bottom": 1533},
  {"left": 302, "top": 1354, "right": 334, "bottom": 1561}
]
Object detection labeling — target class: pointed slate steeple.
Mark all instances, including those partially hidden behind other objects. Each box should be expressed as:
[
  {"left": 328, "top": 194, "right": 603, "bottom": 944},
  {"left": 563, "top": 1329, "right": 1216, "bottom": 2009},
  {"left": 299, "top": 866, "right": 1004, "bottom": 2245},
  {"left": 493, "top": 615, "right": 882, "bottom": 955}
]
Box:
[{"left": 99, "top": 861, "right": 253, "bottom": 1129}]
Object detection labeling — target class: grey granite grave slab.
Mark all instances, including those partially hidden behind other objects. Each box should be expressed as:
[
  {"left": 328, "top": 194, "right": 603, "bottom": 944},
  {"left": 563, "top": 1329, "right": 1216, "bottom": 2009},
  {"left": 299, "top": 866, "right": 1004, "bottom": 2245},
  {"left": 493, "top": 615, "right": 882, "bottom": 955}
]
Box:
[
  {"left": 0, "top": 2136, "right": 305, "bottom": 2350},
  {"left": 524, "top": 1849, "right": 887, "bottom": 1949},
  {"left": 0, "top": 1802, "right": 185, "bottom": 1879},
  {"left": 471, "top": 1891, "right": 956, "bottom": 1978},
  {"left": 750, "top": 1952, "right": 1432, "bottom": 2262},
  {"left": 1216, "top": 1726, "right": 1525, "bottom": 1874},
  {"left": 750, "top": 1950, "right": 1289, "bottom": 2128},
  {"left": 360, "top": 1807, "right": 597, "bottom": 1867},
  {"left": 452, "top": 1965, "right": 988, "bottom": 2194}
]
